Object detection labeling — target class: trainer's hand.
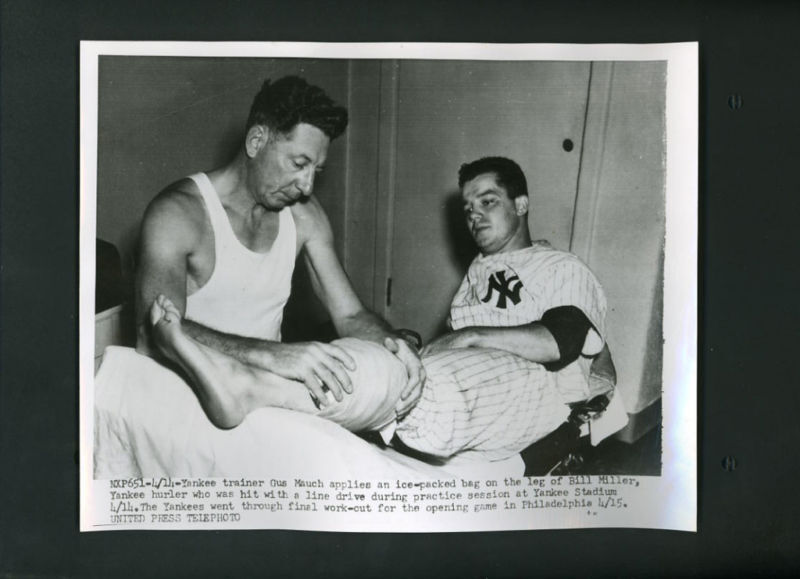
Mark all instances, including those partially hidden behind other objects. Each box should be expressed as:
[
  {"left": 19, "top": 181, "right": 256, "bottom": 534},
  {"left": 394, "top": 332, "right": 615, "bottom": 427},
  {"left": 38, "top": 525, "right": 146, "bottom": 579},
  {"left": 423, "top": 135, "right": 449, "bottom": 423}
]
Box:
[
  {"left": 254, "top": 342, "right": 356, "bottom": 407},
  {"left": 420, "top": 328, "right": 473, "bottom": 357},
  {"left": 384, "top": 337, "right": 426, "bottom": 418}
]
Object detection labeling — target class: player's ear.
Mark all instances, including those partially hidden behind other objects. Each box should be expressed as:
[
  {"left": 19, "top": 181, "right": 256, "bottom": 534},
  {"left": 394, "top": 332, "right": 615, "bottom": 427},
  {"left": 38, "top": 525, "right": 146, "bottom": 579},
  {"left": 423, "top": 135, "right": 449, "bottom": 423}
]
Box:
[
  {"left": 514, "top": 195, "right": 529, "bottom": 216},
  {"left": 245, "top": 125, "right": 270, "bottom": 158}
]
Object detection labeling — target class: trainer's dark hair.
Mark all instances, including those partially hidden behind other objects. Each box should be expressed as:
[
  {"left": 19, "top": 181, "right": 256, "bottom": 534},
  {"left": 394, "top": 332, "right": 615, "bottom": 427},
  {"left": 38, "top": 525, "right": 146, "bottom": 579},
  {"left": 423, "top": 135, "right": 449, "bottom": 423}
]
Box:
[
  {"left": 246, "top": 76, "right": 348, "bottom": 140},
  {"left": 458, "top": 156, "right": 528, "bottom": 199}
]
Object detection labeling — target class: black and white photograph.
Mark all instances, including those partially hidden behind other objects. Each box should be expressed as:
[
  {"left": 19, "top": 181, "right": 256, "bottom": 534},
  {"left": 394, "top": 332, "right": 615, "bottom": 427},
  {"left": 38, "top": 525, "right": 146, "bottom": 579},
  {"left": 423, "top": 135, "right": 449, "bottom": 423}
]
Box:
[{"left": 80, "top": 42, "right": 696, "bottom": 532}]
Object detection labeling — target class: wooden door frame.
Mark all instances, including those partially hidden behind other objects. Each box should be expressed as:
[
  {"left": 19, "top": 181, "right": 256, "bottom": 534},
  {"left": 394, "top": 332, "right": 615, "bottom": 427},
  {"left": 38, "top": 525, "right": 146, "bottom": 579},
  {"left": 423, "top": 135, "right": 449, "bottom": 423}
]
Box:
[
  {"left": 371, "top": 60, "right": 400, "bottom": 319},
  {"left": 570, "top": 61, "right": 613, "bottom": 263}
]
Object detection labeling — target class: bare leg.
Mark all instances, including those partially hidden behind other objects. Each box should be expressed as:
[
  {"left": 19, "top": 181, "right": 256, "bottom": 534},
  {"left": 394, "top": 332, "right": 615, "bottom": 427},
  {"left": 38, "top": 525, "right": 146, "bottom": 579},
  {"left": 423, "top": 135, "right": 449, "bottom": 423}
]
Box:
[{"left": 149, "top": 295, "right": 316, "bottom": 429}]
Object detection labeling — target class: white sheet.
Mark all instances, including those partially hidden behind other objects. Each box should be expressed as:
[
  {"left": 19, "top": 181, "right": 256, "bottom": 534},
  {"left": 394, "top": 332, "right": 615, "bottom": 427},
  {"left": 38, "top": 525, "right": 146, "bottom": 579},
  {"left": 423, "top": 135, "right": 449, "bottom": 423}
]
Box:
[{"left": 93, "top": 347, "right": 523, "bottom": 481}]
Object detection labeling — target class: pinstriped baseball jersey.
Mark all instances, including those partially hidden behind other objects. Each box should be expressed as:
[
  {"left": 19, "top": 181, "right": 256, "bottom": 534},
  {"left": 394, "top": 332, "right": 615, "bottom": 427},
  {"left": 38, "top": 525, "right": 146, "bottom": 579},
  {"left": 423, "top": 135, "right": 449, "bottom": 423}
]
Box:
[{"left": 450, "top": 240, "right": 607, "bottom": 403}]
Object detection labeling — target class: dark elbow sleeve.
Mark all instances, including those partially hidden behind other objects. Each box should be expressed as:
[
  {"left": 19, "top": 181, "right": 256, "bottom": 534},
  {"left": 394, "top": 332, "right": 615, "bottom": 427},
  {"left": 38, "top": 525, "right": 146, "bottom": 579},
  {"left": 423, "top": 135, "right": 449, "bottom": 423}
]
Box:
[{"left": 539, "top": 306, "right": 592, "bottom": 372}]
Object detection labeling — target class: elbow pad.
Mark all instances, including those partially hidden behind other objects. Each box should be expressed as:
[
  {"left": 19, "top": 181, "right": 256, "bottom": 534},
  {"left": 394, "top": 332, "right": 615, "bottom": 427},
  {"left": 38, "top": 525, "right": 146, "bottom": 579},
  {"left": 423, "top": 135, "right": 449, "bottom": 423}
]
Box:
[{"left": 539, "top": 306, "right": 592, "bottom": 372}]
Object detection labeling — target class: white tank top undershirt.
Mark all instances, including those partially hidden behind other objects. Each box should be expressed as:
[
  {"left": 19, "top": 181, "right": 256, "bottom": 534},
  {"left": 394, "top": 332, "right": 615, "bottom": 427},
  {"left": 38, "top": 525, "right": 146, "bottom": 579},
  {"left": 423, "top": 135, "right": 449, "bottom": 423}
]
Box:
[{"left": 184, "top": 172, "right": 296, "bottom": 341}]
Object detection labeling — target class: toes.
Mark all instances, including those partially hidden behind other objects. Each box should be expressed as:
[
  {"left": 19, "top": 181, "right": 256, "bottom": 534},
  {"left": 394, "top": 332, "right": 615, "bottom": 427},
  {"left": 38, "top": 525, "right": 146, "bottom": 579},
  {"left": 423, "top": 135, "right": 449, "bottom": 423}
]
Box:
[
  {"left": 150, "top": 294, "right": 181, "bottom": 326},
  {"left": 164, "top": 300, "right": 181, "bottom": 319},
  {"left": 149, "top": 300, "right": 163, "bottom": 326}
]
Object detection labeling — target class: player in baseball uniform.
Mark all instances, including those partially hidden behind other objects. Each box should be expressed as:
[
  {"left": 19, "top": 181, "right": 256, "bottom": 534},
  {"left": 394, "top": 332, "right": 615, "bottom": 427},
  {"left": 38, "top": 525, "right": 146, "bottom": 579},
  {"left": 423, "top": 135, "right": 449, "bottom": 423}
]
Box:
[{"left": 394, "top": 156, "right": 613, "bottom": 460}]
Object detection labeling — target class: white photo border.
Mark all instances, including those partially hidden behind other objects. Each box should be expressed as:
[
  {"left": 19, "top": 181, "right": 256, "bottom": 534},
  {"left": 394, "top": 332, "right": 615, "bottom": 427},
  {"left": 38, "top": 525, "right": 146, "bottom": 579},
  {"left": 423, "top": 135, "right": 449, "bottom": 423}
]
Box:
[{"left": 79, "top": 41, "right": 697, "bottom": 532}]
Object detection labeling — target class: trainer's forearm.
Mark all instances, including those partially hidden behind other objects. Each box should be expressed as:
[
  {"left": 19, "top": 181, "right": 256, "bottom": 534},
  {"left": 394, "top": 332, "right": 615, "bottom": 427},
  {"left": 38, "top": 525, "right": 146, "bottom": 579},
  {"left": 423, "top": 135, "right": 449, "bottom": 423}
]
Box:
[
  {"left": 334, "top": 309, "right": 399, "bottom": 345},
  {"left": 181, "top": 318, "right": 277, "bottom": 367}
]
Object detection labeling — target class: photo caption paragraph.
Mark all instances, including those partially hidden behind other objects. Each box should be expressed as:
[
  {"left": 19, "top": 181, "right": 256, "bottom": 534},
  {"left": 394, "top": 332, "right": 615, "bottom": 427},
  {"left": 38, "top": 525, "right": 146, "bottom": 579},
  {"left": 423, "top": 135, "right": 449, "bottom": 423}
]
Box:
[{"left": 93, "top": 475, "right": 641, "bottom": 529}]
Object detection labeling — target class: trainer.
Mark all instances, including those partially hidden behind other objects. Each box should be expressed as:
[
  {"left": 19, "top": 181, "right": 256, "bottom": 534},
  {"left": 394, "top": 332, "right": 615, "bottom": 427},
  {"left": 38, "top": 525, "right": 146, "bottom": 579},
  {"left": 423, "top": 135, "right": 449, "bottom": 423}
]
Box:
[{"left": 136, "top": 75, "right": 424, "bottom": 414}]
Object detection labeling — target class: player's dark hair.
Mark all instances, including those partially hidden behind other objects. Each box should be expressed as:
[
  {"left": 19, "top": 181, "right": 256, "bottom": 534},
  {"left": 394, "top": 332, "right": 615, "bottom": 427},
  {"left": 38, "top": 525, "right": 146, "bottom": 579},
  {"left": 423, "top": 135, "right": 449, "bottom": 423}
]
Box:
[
  {"left": 458, "top": 156, "right": 528, "bottom": 199},
  {"left": 246, "top": 76, "right": 348, "bottom": 140}
]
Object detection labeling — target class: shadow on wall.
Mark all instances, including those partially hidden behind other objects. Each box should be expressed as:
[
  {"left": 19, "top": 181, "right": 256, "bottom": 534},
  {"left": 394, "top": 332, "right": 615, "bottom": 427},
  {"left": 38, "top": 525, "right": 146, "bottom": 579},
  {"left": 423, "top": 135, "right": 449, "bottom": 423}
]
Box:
[
  {"left": 281, "top": 264, "right": 337, "bottom": 343},
  {"left": 214, "top": 126, "right": 244, "bottom": 171},
  {"left": 407, "top": 189, "right": 478, "bottom": 339},
  {"left": 443, "top": 189, "right": 478, "bottom": 276}
]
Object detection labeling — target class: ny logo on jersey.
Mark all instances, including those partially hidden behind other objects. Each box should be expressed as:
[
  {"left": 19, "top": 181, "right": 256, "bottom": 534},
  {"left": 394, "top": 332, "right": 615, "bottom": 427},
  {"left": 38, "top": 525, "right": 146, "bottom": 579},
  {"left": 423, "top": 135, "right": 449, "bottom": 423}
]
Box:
[{"left": 481, "top": 270, "right": 524, "bottom": 309}]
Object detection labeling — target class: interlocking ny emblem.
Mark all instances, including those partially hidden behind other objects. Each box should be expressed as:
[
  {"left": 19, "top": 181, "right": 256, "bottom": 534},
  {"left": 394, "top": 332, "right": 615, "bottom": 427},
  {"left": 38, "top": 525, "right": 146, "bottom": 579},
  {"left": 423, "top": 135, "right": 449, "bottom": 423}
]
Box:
[{"left": 481, "top": 270, "right": 523, "bottom": 309}]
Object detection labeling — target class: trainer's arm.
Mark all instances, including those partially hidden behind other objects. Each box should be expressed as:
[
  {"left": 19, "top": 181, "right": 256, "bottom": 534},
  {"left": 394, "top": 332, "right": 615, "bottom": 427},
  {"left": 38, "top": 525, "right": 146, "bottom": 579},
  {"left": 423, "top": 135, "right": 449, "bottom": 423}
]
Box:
[
  {"left": 135, "top": 190, "right": 264, "bottom": 359},
  {"left": 295, "top": 197, "right": 425, "bottom": 414},
  {"left": 135, "top": 190, "right": 203, "bottom": 357}
]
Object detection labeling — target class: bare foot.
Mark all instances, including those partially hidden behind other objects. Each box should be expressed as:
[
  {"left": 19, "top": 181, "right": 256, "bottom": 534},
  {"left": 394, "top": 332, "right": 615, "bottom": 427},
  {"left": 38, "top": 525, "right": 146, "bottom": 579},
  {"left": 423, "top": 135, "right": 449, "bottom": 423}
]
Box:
[
  {"left": 148, "top": 294, "right": 317, "bottom": 428},
  {"left": 149, "top": 294, "right": 247, "bottom": 428}
]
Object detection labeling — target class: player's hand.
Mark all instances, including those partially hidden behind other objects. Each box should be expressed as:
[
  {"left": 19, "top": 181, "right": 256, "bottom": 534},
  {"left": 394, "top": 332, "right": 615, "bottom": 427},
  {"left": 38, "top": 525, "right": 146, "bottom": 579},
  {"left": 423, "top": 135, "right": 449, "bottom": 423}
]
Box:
[
  {"left": 254, "top": 342, "right": 356, "bottom": 407},
  {"left": 420, "top": 329, "right": 473, "bottom": 357},
  {"left": 383, "top": 336, "right": 426, "bottom": 419}
]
